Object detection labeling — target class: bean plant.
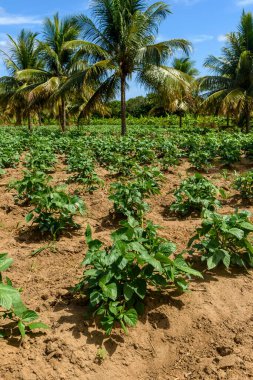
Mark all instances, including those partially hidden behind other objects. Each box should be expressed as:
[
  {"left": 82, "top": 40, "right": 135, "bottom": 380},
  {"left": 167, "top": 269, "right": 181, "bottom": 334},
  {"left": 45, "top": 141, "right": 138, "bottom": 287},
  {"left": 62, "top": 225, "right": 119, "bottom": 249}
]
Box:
[
  {"left": 188, "top": 210, "right": 253, "bottom": 269},
  {"left": 0, "top": 253, "right": 48, "bottom": 338},
  {"left": 74, "top": 217, "right": 202, "bottom": 335}
]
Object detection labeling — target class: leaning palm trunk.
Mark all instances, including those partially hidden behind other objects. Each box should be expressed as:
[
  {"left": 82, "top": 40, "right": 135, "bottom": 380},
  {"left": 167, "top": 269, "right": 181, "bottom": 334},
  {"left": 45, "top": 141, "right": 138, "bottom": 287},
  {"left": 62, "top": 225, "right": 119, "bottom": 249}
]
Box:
[{"left": 121, "top": 75, "right": 127, "bottom": 136}]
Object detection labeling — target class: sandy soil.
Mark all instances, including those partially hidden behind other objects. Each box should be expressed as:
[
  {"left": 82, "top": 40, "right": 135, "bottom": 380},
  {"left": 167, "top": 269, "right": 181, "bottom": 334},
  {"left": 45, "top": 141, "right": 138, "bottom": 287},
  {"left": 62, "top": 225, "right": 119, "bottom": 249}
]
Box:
[{"left": 1, "top": 157, "right": 253, "bottom": 380}]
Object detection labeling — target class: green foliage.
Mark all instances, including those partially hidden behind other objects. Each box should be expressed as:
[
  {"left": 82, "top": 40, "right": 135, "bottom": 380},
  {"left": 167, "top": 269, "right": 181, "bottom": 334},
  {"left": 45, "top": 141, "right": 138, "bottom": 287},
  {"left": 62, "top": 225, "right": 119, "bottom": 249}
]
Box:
[
  {"left": 25, "top": 149, "right": 57, "bottom": 172},
  {"left": 10, "top": 170, "right": 50, "bottom": 203},
  {"left": 234, "top": 170, "right": 253, "bottom": 199},
  {"left": 74, "top": 217, "right": 202, "bottom": 335},
  {"left": 189, "top": 150, "right": 214, "bottom": 170},
  {"left": 188, "top": 210, "right": 253, "bottom": 269},
  {"left": 26, "top": 185, "right": 85, "bottom": 237},
  {"left": 67, "top": 151, "right": 103, "bottom": 192},
  {"left": 109, "top": 166, "right": 164, "bottom": 219},
  {"left": 109, "top": 182, "right": 149, "bottom": 219},
  {"left": 219, "top": 137, "right": 242, "bottom": 165},
  {"left": 170, "top": 174, "right": 222, "bottom": 216},
  {"left": 157, "top": 141, "right": 181, "bottom": 170},
  {"left": 0, "top": 253, "right": 49, "bottom": 338}
]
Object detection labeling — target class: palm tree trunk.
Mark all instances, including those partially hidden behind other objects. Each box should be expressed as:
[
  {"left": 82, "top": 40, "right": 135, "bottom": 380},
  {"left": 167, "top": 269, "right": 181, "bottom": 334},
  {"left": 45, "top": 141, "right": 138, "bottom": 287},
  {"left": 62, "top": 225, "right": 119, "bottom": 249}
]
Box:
[
  {"left": 179, "top": 114, "right": 183, "bottom": 128},
  {"left": 38, "top": 112, "right": 42, "bottom": 126},
  {"left": 28, "top": 110, "right": 32, "bottom": 131},
  {"left": 246, "top": 111, "right": 250, "bottom": 134},
  {"left": 15, "top": 109, "right": 22, "bottom": 126},
  {"left": 59, "top": 98, "right": 66, "bottom": 132},
  {"left": 121, "top": 75, "right": 127, "bottom": 136}
]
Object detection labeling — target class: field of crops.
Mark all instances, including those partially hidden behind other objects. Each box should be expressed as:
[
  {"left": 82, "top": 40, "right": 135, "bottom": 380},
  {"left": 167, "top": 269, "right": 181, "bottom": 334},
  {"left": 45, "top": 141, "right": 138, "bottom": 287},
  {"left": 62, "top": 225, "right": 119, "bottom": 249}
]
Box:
[{"left": 1, "top": 121, "right": 253, "bottom": 379}]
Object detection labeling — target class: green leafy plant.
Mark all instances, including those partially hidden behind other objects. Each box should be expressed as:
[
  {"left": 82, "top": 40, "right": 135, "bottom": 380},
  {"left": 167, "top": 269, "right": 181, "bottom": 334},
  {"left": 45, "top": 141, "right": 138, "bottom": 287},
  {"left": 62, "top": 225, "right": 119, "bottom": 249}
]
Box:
[
  {"left": 188, "top": 210, "right": 253, "bottom": 269},
  {"left": 109, "top": 182, "right": 149, "bottom": 219},
  {"left": 74, "top": 217, "right": 202, "bottom": 335},
  {"left": 67, "top": 154, "right": 103, "bottom": 192},
  {"left": 26, "top": 186, "right": 85, "bottom": 237},
  {"left": 234, "top": 170, "right": 253, "bottom": 199},
  {"left": 170, "top": 174, "right": 222, "bottom": 216},
  {"left": 189, "top": 150, "right": 214, "bottom": 170},
  {"left": 219, "top": 137, "right": 242, "bottom": 165},
  {"left": 10, "top": 170, "right": 50, "bottom": 204},
  {"left": 109, "top": 166, "right": 164, "bottom": 219},
  {"left": 0, "top": 253, "right": 49, "bottom": 338},
  {"left": 25, "top": 148, "right": 57, "bottom": 172}
]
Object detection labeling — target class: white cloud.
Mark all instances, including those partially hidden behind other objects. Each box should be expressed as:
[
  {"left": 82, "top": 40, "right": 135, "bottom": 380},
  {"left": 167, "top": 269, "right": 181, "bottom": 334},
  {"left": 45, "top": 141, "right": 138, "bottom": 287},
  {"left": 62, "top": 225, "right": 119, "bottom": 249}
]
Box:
[
  {"left": 236, "top": 0, "right": 253, "bottom": 6},
  {"left": 191, "top": 34, "right": 214, "bottom": 43},
  {"left": 0, "top": 7, "right": 42, "bottom": 25},
  {"left": 217, "top": 34, "right": 227, "bottom": 42}
]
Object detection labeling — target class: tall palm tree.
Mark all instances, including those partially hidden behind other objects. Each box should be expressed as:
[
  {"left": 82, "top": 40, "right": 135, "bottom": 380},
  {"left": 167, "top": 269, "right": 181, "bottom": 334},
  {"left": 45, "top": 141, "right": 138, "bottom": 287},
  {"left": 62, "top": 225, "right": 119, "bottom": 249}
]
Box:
[
  {"left": 17, "top": 14, "right": 83, "bottom": 132},
  {"left": 62, "top": 0, "right": 191, "bottom": 135},
  {"left": 0, "top": 30, "right": 41, "bottom": 129},
  {"left": 199, "top": 11, "right": 253, "bottom": 132}
]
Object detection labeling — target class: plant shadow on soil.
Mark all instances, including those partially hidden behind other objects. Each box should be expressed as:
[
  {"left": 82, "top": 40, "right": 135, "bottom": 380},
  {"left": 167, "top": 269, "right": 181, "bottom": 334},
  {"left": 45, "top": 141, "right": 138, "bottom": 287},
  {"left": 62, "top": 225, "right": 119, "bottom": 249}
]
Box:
[
  {"left": 222, "top": 194, "right": 253, "bottom": 209},
  {"left": 50, "top": 264, "right": 250, "bottom": 358},
  {"left": 1, "top": 322, "right": 47, "bottom": 348},
  {"left": 52, "top": 289, "right": 185, "bottom": 357},
  {"left": 15, "top": 225, "right": 83, "bottom": 245}
]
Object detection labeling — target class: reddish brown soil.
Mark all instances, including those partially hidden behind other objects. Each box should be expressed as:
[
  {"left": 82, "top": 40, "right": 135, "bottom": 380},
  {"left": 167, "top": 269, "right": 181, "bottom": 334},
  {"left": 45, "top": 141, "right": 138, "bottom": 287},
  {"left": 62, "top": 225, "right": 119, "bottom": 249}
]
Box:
[{"left": 1, "top": 158, "right": 253, "bottom": 380}]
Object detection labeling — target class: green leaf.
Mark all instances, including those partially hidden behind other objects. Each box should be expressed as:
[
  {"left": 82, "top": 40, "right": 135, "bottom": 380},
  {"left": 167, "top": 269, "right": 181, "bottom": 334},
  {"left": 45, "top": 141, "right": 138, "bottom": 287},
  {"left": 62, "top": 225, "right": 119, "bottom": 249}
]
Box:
[
  {"left": 222, "top": 252, "right": 231, "bottom": 268},
  {"left": 139, "top": 251, "right": 163, "bottom": 272},
  {"left": 25, "top": 212, "right": 34, "bottom": 223},
  {"left": 128, "top": 242, "right": 147, "bottom": 254},
  {"left": 103, "top": 283, "right": 117, "bottom": 301},
  {"left": 229, "top": 228, "right": 244, "bottom": 240},
  {"left": 0, "top": 253, "right": 13, "bottom": 272},
  {"left": 207, "top": 250, "right": 224, "bottom": 270},
  {"left": 90, "top": 290, "right": 103, "bottom": 307},
  {"left": 176, "top": 278, "right": 189, "bottom": 291},
  {"left": 244, "top": 239, "right": 253, "bottom": 254},
  {"left": 123, "top": 283, "right": 134, "bottom": 301},
  {"left": 0, "top": 292, "right": 12, "bottom": 309},
  {"left": 123, "top": 308, "right": 138, "bottom": 327},
  {"left": 20, "top": 310, "right": 38, "bottom": 323},
  {"left": 18, "top": 321, "right": 26, "bottom": 338},
  {"left": 131, "top": 279, "right": 147, "bottom": 299},
  {"left": 100, "top": 315, "right": 115, "bottom": 335},
  {"left": 0, "top": 283, "right": 26, "bottom": 315},
  {"left": 240, "top": 222, "right": 253, "bottom": 231},
  {"left": 28, "top": 322, "right": 49, "bottom": 330},
  {"left": 174, "top": 256, "right": 203, "bottom": 278}
]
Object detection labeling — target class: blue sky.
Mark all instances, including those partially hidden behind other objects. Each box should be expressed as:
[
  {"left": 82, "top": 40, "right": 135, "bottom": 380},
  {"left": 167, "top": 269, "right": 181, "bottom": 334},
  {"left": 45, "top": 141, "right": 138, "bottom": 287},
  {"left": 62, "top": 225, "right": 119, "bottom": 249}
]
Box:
[{"left": 0, "top": 0, "right": 252, "bottom": 98}]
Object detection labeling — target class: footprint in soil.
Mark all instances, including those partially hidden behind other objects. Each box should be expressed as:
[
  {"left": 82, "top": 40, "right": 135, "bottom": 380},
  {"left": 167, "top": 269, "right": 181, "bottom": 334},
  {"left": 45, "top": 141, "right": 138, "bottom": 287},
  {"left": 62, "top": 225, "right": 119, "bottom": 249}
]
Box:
[{"left": 147, "top": 312, "right": 170, "bottom": 329}]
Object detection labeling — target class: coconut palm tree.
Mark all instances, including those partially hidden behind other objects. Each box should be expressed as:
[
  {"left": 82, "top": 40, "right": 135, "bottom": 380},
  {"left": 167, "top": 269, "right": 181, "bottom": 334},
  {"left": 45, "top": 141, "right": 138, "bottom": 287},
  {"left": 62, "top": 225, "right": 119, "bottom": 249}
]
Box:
[
  {"left": 0, "top": 29, "right": 41, "bottom": 129},
  {"left": 199, "top": 11, "right": 253, "bottom": 132},
  {"left": 17, "top": 14, "right": 83, "bottom": 132},
  {"left": 172, "top": 57, "right": 199, "bottom": 78},
  {"left": 61, "top": 0, "right": 191, "bottom": 135},
  {"left": 140, "top": 64, "right": 194, "bottom": 126}
]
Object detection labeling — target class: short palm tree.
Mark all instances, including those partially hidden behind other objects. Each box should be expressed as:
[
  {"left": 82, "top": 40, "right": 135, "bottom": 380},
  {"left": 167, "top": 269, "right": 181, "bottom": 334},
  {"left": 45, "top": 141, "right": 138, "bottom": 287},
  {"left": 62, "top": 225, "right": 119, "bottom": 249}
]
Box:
[
  {"left": 199, "top": 11, "right": 253, "bottom": 132},
  {"left": 0, "top": 29, "right": 41, "bottom": 128},
  {"left": 63, "top": 0, "right": 191, "bottom": 135},
  {"left": 17, "top": 14, "right": 83, "bottom": 131},
  {"left": 172, "top": 57, "right": 199, "bottom": 78}
]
